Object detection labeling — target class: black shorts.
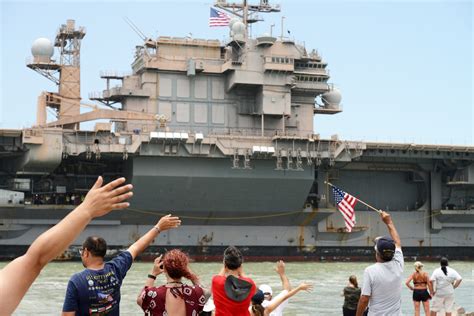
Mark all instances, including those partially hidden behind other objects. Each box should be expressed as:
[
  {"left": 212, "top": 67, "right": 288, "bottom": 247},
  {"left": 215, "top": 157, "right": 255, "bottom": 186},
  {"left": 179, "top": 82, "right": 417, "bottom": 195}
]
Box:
[
  {"left": 413, "top": 289, "right": 431, "bottom": 302},
  {"left": 342, "top": 307, "right": 356, "bottom": 316}
]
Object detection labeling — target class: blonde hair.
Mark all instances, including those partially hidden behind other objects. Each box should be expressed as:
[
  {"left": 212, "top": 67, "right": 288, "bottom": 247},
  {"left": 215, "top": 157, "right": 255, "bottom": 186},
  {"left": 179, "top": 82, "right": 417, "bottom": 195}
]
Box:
[{"left": 414, "top": 261, "right": 424, "bottom": 272}]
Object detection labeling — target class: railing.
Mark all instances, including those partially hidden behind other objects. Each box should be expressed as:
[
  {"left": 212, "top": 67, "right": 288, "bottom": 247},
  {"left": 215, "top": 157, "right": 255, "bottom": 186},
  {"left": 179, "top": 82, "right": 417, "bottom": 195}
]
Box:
[{"left": 99, "top": 70, "right": 131, "bottom": 78}]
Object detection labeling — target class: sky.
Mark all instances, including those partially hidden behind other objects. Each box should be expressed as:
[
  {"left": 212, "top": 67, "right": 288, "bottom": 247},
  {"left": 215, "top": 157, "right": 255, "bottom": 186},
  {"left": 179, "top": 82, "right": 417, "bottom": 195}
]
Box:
[{"left": 0, "top": 0, "right": 472, "bottom": 145}]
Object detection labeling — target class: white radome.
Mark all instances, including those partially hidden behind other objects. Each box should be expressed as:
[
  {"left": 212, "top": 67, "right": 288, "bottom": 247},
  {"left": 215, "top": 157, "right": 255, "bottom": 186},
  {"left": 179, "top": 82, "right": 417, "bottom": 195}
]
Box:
[
  {"left": 232, "top": 21, "right": 245, "bottom": 35},
  {"left": 229, "top": 18, "right": 240, "bottom": 29},
  {"left": 31, "top": 38, "right": 54, "bottom": 58},
  {"left": 322, "top": 88, "right": 342, "bottom": 106}
]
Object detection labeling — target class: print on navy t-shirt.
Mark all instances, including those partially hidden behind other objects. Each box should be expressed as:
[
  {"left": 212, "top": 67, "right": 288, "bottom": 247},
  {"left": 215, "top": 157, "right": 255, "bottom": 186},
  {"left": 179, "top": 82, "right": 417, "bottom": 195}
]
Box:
[{"left": 62, "top": 251, "right": 133, "bottom": 315}]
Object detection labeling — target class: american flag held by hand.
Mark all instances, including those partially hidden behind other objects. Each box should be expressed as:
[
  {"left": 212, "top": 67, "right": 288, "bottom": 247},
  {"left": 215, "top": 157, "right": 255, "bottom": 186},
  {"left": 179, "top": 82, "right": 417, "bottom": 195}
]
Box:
[
  {"left": 332, "top": 186, "right": 358, "bottom": 232},
  {"left": 209, "top": 8, "right": 230, "bottom": 27}
]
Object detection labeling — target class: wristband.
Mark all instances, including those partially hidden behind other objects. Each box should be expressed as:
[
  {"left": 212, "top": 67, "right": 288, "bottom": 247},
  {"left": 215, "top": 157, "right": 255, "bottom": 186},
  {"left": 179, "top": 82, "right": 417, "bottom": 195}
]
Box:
[
  {"left": 153, "top": 226, "right": 161, "bottom": 234},
  {"left": 147, "top": 274, "right": 157, "bottom": 280}
]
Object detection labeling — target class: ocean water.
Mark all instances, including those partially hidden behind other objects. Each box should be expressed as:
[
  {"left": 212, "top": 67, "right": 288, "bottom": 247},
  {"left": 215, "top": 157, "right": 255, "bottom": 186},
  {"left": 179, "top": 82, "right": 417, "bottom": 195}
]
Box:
[{"left": 1, "top": 260, "right": 473, "bottom": 315}]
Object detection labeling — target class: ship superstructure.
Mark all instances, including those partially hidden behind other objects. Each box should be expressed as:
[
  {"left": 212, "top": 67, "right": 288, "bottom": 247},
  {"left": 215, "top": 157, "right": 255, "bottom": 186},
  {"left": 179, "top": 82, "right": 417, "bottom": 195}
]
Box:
[{"left": 1, "top": 1, "right": 473, "bottom": 260}]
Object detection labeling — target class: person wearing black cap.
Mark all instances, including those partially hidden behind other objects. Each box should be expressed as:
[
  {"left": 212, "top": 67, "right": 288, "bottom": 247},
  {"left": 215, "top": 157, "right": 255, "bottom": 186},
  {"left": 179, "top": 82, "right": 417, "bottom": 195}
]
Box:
[
  {"left": 356, "top": 211, "right": 403, "bottom": 316},
  {"left": 249, "top": 282, "right": 313, "bottom": 316},
  {"left": 212, "top": 246, "right": 256, "bottom": 316}
]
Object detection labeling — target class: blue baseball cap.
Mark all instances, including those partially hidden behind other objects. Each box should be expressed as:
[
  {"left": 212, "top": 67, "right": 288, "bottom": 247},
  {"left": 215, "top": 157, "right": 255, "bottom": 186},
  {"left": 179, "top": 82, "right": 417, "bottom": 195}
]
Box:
[
  {"left": 374, "top": 236, "right": 395, "bottom": 260},
  {"left": 251, "top": 290, "right": 265, "bottom": 305}
]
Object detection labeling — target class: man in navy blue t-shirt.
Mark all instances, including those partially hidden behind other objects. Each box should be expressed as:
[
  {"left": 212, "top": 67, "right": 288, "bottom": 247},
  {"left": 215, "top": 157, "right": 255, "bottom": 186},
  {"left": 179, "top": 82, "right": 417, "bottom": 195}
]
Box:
[{"left": 62, "top": 214, "right": 180, "bottom": 316}]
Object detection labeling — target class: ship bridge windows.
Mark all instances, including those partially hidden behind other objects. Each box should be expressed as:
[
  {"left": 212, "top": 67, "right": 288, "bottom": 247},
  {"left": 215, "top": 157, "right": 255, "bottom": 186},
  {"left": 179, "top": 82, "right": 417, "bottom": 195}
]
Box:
[
  {"left": 295, "top": 62, "right": 327, "bottom": 69},
  {"left": 269, "top": 56, "right": 294, "bottom": 64},
  {"left": 295, "top": 75, "right": 328, "bottom": 82}
]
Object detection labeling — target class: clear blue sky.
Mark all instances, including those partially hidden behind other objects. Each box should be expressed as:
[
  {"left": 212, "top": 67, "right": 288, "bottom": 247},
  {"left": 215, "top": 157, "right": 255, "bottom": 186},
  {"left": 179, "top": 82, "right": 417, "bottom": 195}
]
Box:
[{"left": 1, "top": 0, "right": 472, "bottom": 145}]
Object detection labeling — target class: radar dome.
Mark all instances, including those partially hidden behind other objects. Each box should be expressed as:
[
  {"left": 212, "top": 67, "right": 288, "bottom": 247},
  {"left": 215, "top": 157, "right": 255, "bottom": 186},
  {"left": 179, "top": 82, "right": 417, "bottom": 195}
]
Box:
[
  {"left": 229, "top": 18, "right": 240, "bottom": 29},
  {"left": 231, "top": 21, "right": 246, "bottom": 41},
  {"left": 31, "top": 38, "right": 54, "bottom": 58},
  {"left": 321, "top": 88, "right": 342, "bottom": 108}
]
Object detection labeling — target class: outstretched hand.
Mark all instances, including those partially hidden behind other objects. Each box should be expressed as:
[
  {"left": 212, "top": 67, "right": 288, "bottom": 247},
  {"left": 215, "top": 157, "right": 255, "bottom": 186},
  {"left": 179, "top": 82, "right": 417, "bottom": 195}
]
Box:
[
  {"left": 156, "top": 214, "right": 181, "bottom": 231},
  {"left": 275, "top": 260, "right": 286, "bottom": 275},
  {"left": 297, "top": 282, "right": 313, "bottom": 292},
  {"left": 81, "top": 177, "right": 133, "bottom": 218}
]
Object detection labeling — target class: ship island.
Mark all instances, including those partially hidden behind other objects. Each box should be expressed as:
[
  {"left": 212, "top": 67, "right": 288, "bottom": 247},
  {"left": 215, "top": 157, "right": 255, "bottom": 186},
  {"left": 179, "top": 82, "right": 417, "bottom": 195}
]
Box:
[{"left": 1, "top": 0, "right": 473, "bottom": 262}]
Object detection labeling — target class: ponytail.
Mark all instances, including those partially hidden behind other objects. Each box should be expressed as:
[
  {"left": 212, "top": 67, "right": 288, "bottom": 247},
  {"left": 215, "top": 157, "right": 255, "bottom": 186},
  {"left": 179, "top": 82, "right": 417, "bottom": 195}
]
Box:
[
  {"left": 251, "top": 304, "right": 265, "bottom": 316},
  {"left": 349, "top": 275, "right": 358, "bottom": 288},
  {"left": 440, "top": 257, "right": 449, "bottom": 276},
  {"left": 183, "top": 269, "right": 199, "bottom": 284},
  {"left": 441, "top": 266, "right": 448, "bottom": 276}
]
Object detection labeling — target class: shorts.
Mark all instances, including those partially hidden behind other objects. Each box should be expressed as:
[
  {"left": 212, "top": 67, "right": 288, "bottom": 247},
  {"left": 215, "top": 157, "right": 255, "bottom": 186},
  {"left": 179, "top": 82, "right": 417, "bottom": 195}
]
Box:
[
  {"left": 413, "top": 289, "right": 431, "bottom": 302},
  {"left": 431, "top": 295, "right": 455, "bottom": 312}
]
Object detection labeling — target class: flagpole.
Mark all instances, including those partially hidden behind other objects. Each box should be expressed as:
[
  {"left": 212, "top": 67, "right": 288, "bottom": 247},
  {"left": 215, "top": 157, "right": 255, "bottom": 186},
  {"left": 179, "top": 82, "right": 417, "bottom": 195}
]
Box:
[{"left": 324, "top": 181, "right": 382, "bottom": 214}]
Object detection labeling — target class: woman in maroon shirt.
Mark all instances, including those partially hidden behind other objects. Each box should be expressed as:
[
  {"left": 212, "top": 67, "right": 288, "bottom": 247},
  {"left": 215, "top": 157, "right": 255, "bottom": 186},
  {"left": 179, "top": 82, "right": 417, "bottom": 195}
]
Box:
[{"left": 137, "top": 249, "right": 209, "bottom": 316}]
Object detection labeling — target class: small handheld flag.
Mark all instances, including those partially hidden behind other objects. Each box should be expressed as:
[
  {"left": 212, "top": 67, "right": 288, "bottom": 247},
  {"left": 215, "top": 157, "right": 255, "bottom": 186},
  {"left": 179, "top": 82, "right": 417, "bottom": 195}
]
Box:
[
  {"left": 332, "top": 186, "right": 358, "bottom": 232},
  {"left": 209, "top": 8, "right": 230, "bottom": 27}
]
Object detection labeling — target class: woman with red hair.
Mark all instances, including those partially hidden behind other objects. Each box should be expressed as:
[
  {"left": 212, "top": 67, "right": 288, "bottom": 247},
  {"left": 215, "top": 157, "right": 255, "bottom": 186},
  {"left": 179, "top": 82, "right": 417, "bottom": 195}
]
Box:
[{"left": 137, "top": 249, "right": 209, "bottom": 316}]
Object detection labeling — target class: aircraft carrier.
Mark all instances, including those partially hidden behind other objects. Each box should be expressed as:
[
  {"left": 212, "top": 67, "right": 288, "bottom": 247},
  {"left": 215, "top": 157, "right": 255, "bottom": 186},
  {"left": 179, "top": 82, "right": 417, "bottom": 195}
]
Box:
[{"left": 1, "top": 1, "right": 473, "bottom": 261}]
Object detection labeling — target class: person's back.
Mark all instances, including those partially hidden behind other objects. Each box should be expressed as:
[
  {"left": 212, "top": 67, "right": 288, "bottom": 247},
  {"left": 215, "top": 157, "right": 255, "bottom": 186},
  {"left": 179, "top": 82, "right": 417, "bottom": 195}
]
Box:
[
  {"left": 431, "top": 266, "right": 461, "bottom": 297},
  {"left": 63, "top": 215, "right": 181, "bottom": 316},
  {"left": 343, "top": 286, "right": 361, "bottom": 309},
  {"left": 362, "top": 245, "right": 404, "bottom": 315},
  {"left": 356, "top": 212, "right": 404, "bottom": 316},
  {"left": 140, "top": 284, "right": 205, "bottom": 316},
  {"left": 165, "top": 287, "right": 186, "bottom": 315},
  {"left": 138, "top": 250, "right": 207, "bottom": 316},
  {"left": 63, "top": 251, "right": 132, "bottom": 315},
  {"left": 212, "top": 246, "right": 256, "bottom": 316},
  {"left": 212, "top": 274, "right": 256, "bottom": 316},
  {"left": 412, "top": 270, "right": 429, "bottom": 288}
]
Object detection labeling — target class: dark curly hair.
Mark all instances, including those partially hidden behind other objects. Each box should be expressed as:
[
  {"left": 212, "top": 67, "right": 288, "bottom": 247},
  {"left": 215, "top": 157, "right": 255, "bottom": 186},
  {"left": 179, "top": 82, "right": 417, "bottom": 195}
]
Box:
[{"left": 163, "top": 249, "right": 198, "bottom": 283}]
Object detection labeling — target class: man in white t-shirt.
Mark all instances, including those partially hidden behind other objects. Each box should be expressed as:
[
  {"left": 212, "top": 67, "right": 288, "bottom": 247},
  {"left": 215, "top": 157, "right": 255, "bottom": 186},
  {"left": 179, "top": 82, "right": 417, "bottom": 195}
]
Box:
[
  {"left": 356, "top": 211, "right": 404, "bottom": 316},
  {"left": 430, "top": 257, "right": 462, "bottom": 316},
  {"left": 260, "top": 260, "right": 291, "bottom": 316}
]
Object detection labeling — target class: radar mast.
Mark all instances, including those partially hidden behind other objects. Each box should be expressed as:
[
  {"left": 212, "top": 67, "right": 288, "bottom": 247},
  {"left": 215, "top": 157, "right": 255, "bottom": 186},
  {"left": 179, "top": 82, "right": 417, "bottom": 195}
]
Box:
[
  {"left": 27, "top": 20, "right": 85, "bottom": 129},
  {"left": 215, "top": 0, "right": 280, "bottom": 35}
]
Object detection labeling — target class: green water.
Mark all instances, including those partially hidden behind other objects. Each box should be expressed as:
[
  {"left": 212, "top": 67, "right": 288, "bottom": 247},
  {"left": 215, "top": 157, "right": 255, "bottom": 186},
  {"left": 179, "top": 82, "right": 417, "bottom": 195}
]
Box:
[{"left": 1, "top": 261, "right": 473, "bottom": 315}]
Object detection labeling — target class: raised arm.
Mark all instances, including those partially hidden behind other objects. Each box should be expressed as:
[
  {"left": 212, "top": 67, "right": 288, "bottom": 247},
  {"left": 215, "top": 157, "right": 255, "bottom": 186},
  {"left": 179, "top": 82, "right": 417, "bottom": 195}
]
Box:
[
  {"left": 0, "top": 176, "right": 133, "bottom": 315},
  {"left": 137, "top": 255, "right": 164, "bottom": 307},
  {"left": 380, "top": 211, "right": 401, "bottom": 248},
  {"left": 127, "top": 214, "right": 181, "bottom": 259},
  {"left": 275, "top": 260, "right": 291, "bottom": 291},
  {"left": 264, "top": 282, "right": 312, "bottom": 315}
]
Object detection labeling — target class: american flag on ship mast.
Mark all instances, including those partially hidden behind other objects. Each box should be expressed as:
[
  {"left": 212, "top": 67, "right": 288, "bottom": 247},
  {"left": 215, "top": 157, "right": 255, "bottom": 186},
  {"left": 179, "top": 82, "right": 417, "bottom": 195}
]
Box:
[{"left": 209, "top": 7, "right": 231, "bottom": 27}]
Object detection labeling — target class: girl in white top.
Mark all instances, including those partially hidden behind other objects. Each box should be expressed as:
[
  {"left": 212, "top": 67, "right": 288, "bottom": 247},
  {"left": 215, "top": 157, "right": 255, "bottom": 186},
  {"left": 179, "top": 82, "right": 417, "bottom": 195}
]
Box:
[{"left": 429, "top": 257, "right": 462, "bottom": 316}]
